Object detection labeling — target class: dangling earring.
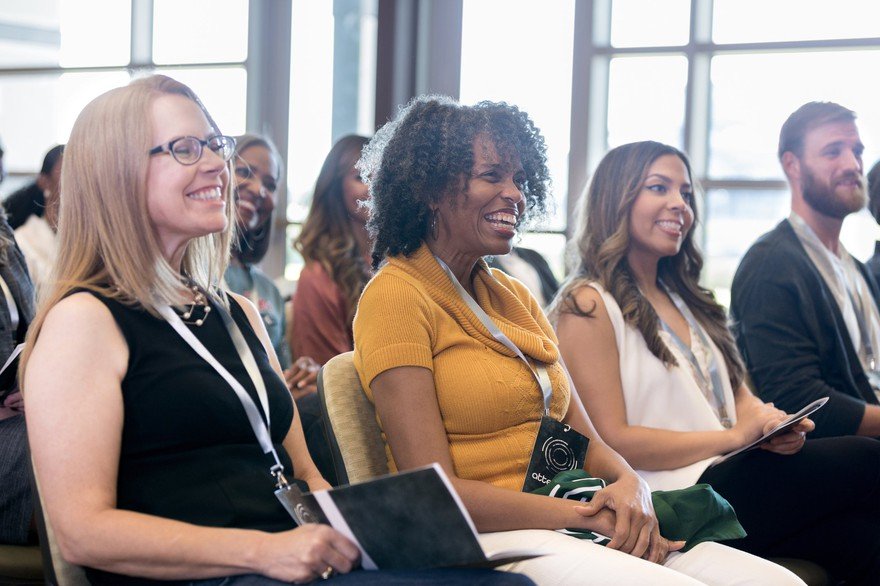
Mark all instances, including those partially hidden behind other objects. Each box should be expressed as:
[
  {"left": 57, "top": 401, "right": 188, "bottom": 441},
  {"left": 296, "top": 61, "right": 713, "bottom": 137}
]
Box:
[{"left": 430, "top": 209, "right": 439, "bottom": 240}]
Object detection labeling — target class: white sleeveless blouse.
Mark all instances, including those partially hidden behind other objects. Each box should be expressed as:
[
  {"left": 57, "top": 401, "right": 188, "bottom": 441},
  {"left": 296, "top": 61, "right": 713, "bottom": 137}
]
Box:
[{"left": 589, "top": 282, "right": 737, "bottom": 491}]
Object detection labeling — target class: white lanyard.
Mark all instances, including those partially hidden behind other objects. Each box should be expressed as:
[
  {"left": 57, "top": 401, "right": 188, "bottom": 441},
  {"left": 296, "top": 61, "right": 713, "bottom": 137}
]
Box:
[
  {"left": 847, "top": 288, "right": 879, "bottom": 372},
  {"left": 658, "top": 283, "right": 732, "bottom": 428},
  {"left": 158, "top": 299, "right": 286, "bottom": 481},
  {"left": 0, "top": 274, "right": 19, "bottom": 333},
  {"left": 434, "top": 256, "right": 554, "bottom": 415}
]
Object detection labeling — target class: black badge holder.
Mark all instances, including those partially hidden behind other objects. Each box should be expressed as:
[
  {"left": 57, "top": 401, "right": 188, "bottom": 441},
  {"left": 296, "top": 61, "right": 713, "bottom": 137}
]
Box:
[
  {"left": 432, "top": 256, "right": 589, "bottom": 493},
  {"left": 522, "top": 416, "right": 589, "bottom": 492},
  {"left": 159, "top": 299, "right": 310, "bottom": 524}
]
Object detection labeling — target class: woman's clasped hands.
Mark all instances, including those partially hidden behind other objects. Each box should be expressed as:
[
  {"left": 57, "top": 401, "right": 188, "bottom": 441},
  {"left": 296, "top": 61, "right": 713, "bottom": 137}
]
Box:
[{"left": 571, "top": 473, "right": 684, "bottom": 564}]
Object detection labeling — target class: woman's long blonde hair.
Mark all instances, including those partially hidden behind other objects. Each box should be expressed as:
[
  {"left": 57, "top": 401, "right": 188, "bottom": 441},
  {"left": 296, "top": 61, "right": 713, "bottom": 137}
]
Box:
[
  {"left": 549, "top": 141, "right": 745, "bottom": 390},
  {"left": 21, "top": 75, "right": 235, "bottom": 378}
]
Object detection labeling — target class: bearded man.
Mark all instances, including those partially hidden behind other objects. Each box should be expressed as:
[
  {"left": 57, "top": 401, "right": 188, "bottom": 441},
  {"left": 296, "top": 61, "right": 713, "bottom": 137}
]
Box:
[{"left": 731, "top": 102, "right": 880, "bottom": 438}]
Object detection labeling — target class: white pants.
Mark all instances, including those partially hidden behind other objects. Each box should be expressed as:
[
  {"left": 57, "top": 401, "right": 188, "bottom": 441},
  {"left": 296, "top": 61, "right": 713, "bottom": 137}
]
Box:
[{"left": 479, "top": 530, "right": 804, "bottom": 586}]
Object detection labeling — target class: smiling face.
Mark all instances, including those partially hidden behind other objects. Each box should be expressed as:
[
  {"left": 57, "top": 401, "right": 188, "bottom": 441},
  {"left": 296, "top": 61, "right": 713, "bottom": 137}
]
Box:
[
  {"left": 234, "top": 143, "right": 278, "bottom": 231},
  {"left": 433, "top": 135, "right": 526, "bottom": 261},
  {"left": 627, "top": 153, "right": 695, "bottom": 266},
  {"left": 792, "top": 121, "right": 866, "bottom": 219},
  {"left": 146, "top": 93, "right": 229, "bottom": 261}
]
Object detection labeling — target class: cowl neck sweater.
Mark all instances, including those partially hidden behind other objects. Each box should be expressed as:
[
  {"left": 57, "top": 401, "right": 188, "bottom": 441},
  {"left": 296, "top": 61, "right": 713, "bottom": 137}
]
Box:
[{"left": 387, "top": 243, "right": 560, "bottom": 365}]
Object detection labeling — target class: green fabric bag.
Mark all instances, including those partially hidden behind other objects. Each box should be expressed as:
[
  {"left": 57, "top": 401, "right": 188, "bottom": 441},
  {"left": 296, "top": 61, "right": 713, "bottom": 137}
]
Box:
[{"left": 532, "top": 470, "right": 746, "bottom": 552}]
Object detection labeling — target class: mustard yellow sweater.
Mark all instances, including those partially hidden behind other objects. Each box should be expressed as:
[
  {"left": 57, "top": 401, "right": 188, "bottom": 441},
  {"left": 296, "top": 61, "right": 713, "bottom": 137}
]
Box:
[{"left": 353, "top": 243, "right": 570, "bottom": 491}]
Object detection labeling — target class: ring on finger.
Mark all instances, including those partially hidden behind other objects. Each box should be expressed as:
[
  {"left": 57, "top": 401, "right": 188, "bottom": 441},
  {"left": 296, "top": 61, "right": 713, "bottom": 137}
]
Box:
[{"left": 320, "top": 566, "right": 335, "bottom": 580}]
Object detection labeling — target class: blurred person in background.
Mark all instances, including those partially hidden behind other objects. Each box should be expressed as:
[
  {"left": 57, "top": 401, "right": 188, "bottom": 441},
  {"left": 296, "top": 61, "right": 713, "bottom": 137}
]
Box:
[
  {"left": 226, "top": 133, "right": 335, "bottom": 484},
  {"left": 0, "top": 138, "right": 6, "bottom": 186},
  {"left": 8, "top": 145, "right": 64, "bottom": 290},
  {"left": 0, "top": 206, "right": 36, "bottom": 546},
  {"left": 291, "top": 135, "right": 371, "bottom": 366},
  {"left": 488, "top": 246, "right": 559, "bottom": 307},
  {"left": 865, "top": 159, "right": 880, "bottom": 283},
  {"left": 4, "top": 144, "right": 64, "bottom": 230}
]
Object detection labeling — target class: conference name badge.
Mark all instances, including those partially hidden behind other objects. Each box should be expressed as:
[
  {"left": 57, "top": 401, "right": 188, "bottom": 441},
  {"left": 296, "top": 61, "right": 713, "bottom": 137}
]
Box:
[{"left": 522, "top": 416, "right": 589, "bottom": 493}]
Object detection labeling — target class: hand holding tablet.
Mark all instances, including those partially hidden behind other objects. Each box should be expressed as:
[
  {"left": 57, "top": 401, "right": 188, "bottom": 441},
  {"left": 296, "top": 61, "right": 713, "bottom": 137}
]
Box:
[{"left": 712, "top": 397, "right": 828, "bottom": 466}]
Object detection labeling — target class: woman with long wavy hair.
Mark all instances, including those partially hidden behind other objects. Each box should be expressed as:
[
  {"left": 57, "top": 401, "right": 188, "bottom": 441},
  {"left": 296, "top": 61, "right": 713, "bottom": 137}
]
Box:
[
  {"left": 291, "top": 135, "right": 371, "bottom": 366},
  {"left": 551, "top": 140, "right": 880, "bottom": 585}
]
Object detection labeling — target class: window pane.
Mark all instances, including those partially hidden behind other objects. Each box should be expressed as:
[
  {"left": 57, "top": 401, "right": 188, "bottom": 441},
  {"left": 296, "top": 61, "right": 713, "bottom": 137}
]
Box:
[
  {"left": 331, "top": 0, "right": 377, "bottom": 140},
  {"left": 0, "top": 0, "right": 130, "bottom": 67},
  {"left": 59, "top": 0, "right": 131, "bottom": 66},
  {"left": 610, "top": 0, "right": 690, "bottom": 47},
  {"left": 607, "top": 56, "right": 687, "bottom": 150},
  {"left": 0, "top": 71, "right": 130, "bottom": 173},
  {"left": 153, "top": 0, "right": 247, "bottom": 64},
  {"left": 0, "top": 40, "right": 59, "bottom": 68},
  {"left": 0, "top": 2, "right": 60, "bottom": 28},
  {"left": 153, "top": 68, "right": 247, "bottom": 136},
  {"left": 288, "top": 0, "right": 376, "bottom": 225},
  {"left": 0, "top": 1, "right": 60, "bottom": 68},
  {"left": 710, "top": 50, "right": 880, "bottom": 179},
  {"left": 1, "top": 176, "right": 32, "bottom": 200},
  {"left": 713, "top": 0, "right": 880, "bottom": 44},
  {"left": 284, "top": 223, "right": 305, "bottom": 282},
  {"left": 704, "top": 190, "right": 880, "bottom": 302},
  {"left": 701, "top": 188, "right": 789, "bottom": 305},
  {"left": 842, "top": 209, "right": 880, "bottom": 265},
  {"left": 460, "top": 0, "right": 575, "bottom": 231},
  {"left": 288, "top": 0, "right": 334, "bottom": 224}
]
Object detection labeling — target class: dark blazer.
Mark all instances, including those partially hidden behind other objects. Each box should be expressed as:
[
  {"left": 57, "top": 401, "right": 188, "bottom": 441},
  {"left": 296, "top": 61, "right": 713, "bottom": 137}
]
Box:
[
  {"left": 487, "top": 247, "right": 560, "bottom": 306},
  {"left": 730, "top": 219, "right": 880, "bottom": 437}
]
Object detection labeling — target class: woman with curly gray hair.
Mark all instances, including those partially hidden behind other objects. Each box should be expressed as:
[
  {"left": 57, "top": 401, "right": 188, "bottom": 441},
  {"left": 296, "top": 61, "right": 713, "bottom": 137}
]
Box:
[{"left": 352, "top": 96, "right": 800, "bottom": 585}]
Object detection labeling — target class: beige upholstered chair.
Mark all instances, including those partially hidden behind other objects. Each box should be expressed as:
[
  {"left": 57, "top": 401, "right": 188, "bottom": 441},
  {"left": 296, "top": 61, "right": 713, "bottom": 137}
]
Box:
[{"left": 317, "top": 351, "right": 389, "bottom": 485}]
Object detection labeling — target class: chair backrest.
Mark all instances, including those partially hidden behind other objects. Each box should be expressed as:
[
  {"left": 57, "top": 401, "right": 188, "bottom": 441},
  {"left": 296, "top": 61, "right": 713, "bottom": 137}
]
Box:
[
  {"left": 30, "top": 460, "right": 90, "bottom": 586},
  {"left": 0, "top": 544, "right": 43, "bottom": 583},
  {"left": 317, "top": 352, "right": 389, "bottom": 485}
]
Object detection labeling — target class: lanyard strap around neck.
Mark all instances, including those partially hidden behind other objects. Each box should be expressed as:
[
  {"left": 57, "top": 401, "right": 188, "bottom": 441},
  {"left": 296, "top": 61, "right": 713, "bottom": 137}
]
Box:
[
  {"left": 658, "top": 282, "right": 731, "bottom": 427},
  {"left": 0, "top": 274, "right": 19, "bottom": 333},
  {"left": 434, "top": 255, "right": 553, "bottom": 415},
  {"left": 158, "top": 299, "right": 285, "bottom": 480},
  {"left": 847, "top": 288, "right": 878, "bottom": 371}
]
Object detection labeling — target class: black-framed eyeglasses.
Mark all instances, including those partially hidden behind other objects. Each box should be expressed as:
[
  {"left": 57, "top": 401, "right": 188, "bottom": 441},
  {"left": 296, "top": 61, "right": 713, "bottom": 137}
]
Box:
[{"left": 149, "top": 135, "right": 236, "bottom": 166}]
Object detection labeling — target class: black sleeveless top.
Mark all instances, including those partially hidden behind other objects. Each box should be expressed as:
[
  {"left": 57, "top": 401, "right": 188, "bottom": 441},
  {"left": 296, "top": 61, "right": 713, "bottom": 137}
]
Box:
[{"left": 85, "top": 292, "right": 295, "bottom": 585}]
